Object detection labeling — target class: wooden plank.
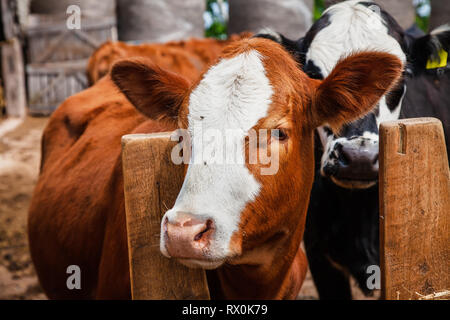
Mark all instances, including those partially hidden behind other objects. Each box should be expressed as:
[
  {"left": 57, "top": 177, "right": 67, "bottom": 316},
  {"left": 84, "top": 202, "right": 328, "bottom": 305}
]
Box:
[
  {"left": 122, "top": 133, "right": 210, "bottom": 300},
  {"left": 25, "top": 14, "right": 117, "bottom": 64},
  {"left": 26, "top": 59, "right": 88, "bottom": 115},
  {"left": 379, "top": 117, "right": 450, "bottom": 300},
  {"left": 26, "top": 14, "right": 117, "bottom": 35},
  {"left": 1, "top": 38, "right": 27, "bottom": 117},
  {"left": 26, "top": 60, "right": 88, "bottom": 73},
  {"left": 0, "top": 0, "right": 20, "bottom": 40},
  {"left": 34, "top": 30, "right": 69, "bottom": 63}
]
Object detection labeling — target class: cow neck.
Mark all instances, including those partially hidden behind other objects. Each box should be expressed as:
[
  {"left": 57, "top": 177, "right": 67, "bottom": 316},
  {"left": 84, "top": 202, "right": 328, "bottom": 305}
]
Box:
[{"left": 207, "top": 228, "right": 306, "bottom": 299}]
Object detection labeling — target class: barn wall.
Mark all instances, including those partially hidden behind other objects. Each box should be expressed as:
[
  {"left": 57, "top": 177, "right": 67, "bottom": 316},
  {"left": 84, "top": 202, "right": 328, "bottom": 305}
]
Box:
[
  {"left": 375, "top": 0, "right": 415, "bottom": 30},
  {"left": 30, "top": 0, "right": 116, "bottom": 17},
  {"left": 429, "top": 0, "right": 450, "bottom": 31},
  {"left": 116, "top": 0, "right": 206, "bottom": 42},
  {"left": 228, "top": 0, "right": 313, "bottom": 40}
]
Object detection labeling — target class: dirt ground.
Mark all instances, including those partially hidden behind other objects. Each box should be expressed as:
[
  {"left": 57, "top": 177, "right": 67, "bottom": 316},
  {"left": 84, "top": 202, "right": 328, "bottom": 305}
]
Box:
[
  {"left": 0, "top": 115, "right": 375, "bottom": 300},
  {"left": 0, "top": 116, "right": 48, "bottom": 299}
]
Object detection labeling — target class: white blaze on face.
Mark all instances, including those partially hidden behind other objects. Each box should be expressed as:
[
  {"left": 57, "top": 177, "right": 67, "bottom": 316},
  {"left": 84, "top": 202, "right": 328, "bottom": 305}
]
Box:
[{"left": 161, "top": 50, "right": 274, "bottom": 260}]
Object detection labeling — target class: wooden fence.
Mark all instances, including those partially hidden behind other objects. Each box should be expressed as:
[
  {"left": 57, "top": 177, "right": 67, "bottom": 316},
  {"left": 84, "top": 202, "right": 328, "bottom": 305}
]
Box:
[
  {"left": 0, "top": 0, "right": 27, "bottom": 117},
  {"left": 122, "top": 118, "right": 449, "bottom": 300},
  {"left": 122, "top": 133, "right": 210, "bottom": 299},
  {"left": 379, "top": 118, "right": 449, "bottom": 300},
  {"left": 25, "top": 14, "right": 117, "bottom": 115}
]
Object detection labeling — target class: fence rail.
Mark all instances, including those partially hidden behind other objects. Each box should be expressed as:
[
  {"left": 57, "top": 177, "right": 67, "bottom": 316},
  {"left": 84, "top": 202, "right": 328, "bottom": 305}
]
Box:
[{"left": 122, "top": 118, "right": 449, "bottom": 300}]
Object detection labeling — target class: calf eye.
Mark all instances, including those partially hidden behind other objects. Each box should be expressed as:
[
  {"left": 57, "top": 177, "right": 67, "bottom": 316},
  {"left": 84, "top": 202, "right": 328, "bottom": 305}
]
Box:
[{"left": 272, "top": 129, "right": 288, "bottom": 141}]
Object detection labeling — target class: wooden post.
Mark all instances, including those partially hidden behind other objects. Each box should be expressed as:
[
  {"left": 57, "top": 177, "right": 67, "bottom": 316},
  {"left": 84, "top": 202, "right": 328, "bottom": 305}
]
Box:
[
  {"left": 121, "top": 132, "right": 210, "bottom": 300},
  {"left": 379, "top": 118, "right": 450, "bottom": 300},
  {"left": 1, "top": 0, "right": 20, "bottom": 40},
  {"left": 1, "top": 38, "right": 27, "bottom": 118}
]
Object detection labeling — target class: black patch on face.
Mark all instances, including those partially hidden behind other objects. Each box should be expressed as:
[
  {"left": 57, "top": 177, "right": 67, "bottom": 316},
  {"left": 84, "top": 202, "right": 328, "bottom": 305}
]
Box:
[
  {"left": 323, "top": 126, "right": 334, "bottom": 136},
  {"left": 254, "top": 33, "right": 279, "bottom": 43},
  {"left": 298, "top": 12, "right": 331, "bottom": 66},
  {"left": 385, "top": 79, "right": 405, "bottom": 111},
  {"left": 253, "top": 33, "right": 304, "bottom": 64},
  {"left": 296, "top": 12, "right": 331, "bottom": 79},
  {"left": 321, "top": 126, "right": 336, "bottom": 142},
  {"left": 380, "top": 12, "right": 407, "bottom": 50},
  {"left": 338, "top": 113, "right": 378, "bottom": 138},
  {"left": 303, "top": 60, "right": 324, "bottom": 79},
  {"left": 357, "top": 1, "right": 376, "bottom": 7},
  {"left": 278, "top": 34, "right": 305, "bottom": 63}
]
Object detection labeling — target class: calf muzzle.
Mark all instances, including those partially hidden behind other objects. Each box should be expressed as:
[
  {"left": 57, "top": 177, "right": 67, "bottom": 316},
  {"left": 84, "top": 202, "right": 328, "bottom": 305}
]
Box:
[
  {"left": 162, "top": 213, "right": 214, "bottom": 259},
  {"left": 324, "top": 137, "right": 379, "bottom": 188}
]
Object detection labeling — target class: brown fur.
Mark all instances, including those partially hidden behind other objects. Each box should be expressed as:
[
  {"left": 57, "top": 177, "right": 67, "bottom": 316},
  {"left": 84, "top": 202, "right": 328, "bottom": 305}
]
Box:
[
  {"left": 312, "top": 52, "right": 403, "bottom": 131},
  {"left": 86, "top": 33, "right": 252, "bottom": 85}
]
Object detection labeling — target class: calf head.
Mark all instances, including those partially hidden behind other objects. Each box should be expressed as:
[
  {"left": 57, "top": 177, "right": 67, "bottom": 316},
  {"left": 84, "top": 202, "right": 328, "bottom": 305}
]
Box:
[
  {"left": 112, "top": 38, "right": 401, "bottom": 269},
  {"left": 260, "top": 0, "right": 450, "bottom": 189},
  {"left": 87, "top": 41, "right": 128, "bottom": 85}
]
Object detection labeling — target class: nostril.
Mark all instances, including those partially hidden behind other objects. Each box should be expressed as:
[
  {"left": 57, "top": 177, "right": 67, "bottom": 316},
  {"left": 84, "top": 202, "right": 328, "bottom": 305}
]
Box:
[
  {"left": 333, "top": 142, "right": 343, "bottom": 152},
  {"left": 338, "top": 149, "right": 350, "bottom": 166},
  {"left": 194, "top": 219, "right": 214, "bottom": 241}
]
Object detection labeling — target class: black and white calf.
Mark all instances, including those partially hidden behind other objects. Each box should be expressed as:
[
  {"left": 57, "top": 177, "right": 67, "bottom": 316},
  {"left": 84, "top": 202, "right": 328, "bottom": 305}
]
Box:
[{"left": 257, "top": 0, "right": 450, "bottom": 299}]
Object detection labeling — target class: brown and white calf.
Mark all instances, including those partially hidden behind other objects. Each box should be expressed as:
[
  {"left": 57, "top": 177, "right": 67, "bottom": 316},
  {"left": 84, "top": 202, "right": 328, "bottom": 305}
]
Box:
[{"left": 29, "top": 37, "right": 402, "bottom": 299}]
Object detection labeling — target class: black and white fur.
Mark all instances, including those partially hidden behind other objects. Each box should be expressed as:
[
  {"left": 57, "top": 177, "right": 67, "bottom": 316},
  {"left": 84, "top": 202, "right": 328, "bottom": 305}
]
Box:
[{"left": 256, "top": 0, "right": 450, "bottom": 299}]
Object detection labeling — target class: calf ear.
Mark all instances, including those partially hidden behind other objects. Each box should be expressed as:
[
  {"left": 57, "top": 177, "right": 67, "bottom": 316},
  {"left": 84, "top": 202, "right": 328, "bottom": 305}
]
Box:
[
  {"left": 311, "top": 52, "right": 403, "bottom": 131},
  {"left": 111, "top": 58, "right": 190, "bottom": 121},
  {"left": 407, "top": 24, "right": 450, "bottom": 75}
]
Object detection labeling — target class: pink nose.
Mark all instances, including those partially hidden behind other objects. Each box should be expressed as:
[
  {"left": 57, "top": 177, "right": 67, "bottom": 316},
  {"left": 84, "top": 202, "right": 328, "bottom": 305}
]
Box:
[{"left": 163, "top": 213, "right": 214, "bottom": 259}]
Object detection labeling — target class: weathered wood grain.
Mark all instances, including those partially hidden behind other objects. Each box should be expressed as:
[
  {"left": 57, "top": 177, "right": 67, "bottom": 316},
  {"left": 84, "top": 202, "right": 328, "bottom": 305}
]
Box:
[
  {"left": 379, "top": 118, "right": 450, "bottom": 300},
  {"left": 1, "top": 38, "right": 27, "bottom": 117},
  {"left": 122, "top": 133, "right": 210, "bottom": 300}
]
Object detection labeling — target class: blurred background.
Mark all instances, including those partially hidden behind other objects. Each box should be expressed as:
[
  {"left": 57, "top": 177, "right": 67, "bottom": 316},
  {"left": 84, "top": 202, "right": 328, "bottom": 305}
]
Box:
[
  {"left": 0, "top": 0, "right": 446, "bottom": 300},
  {"left": 0, "top": 0, "right": 438, "bottom": 118}
]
